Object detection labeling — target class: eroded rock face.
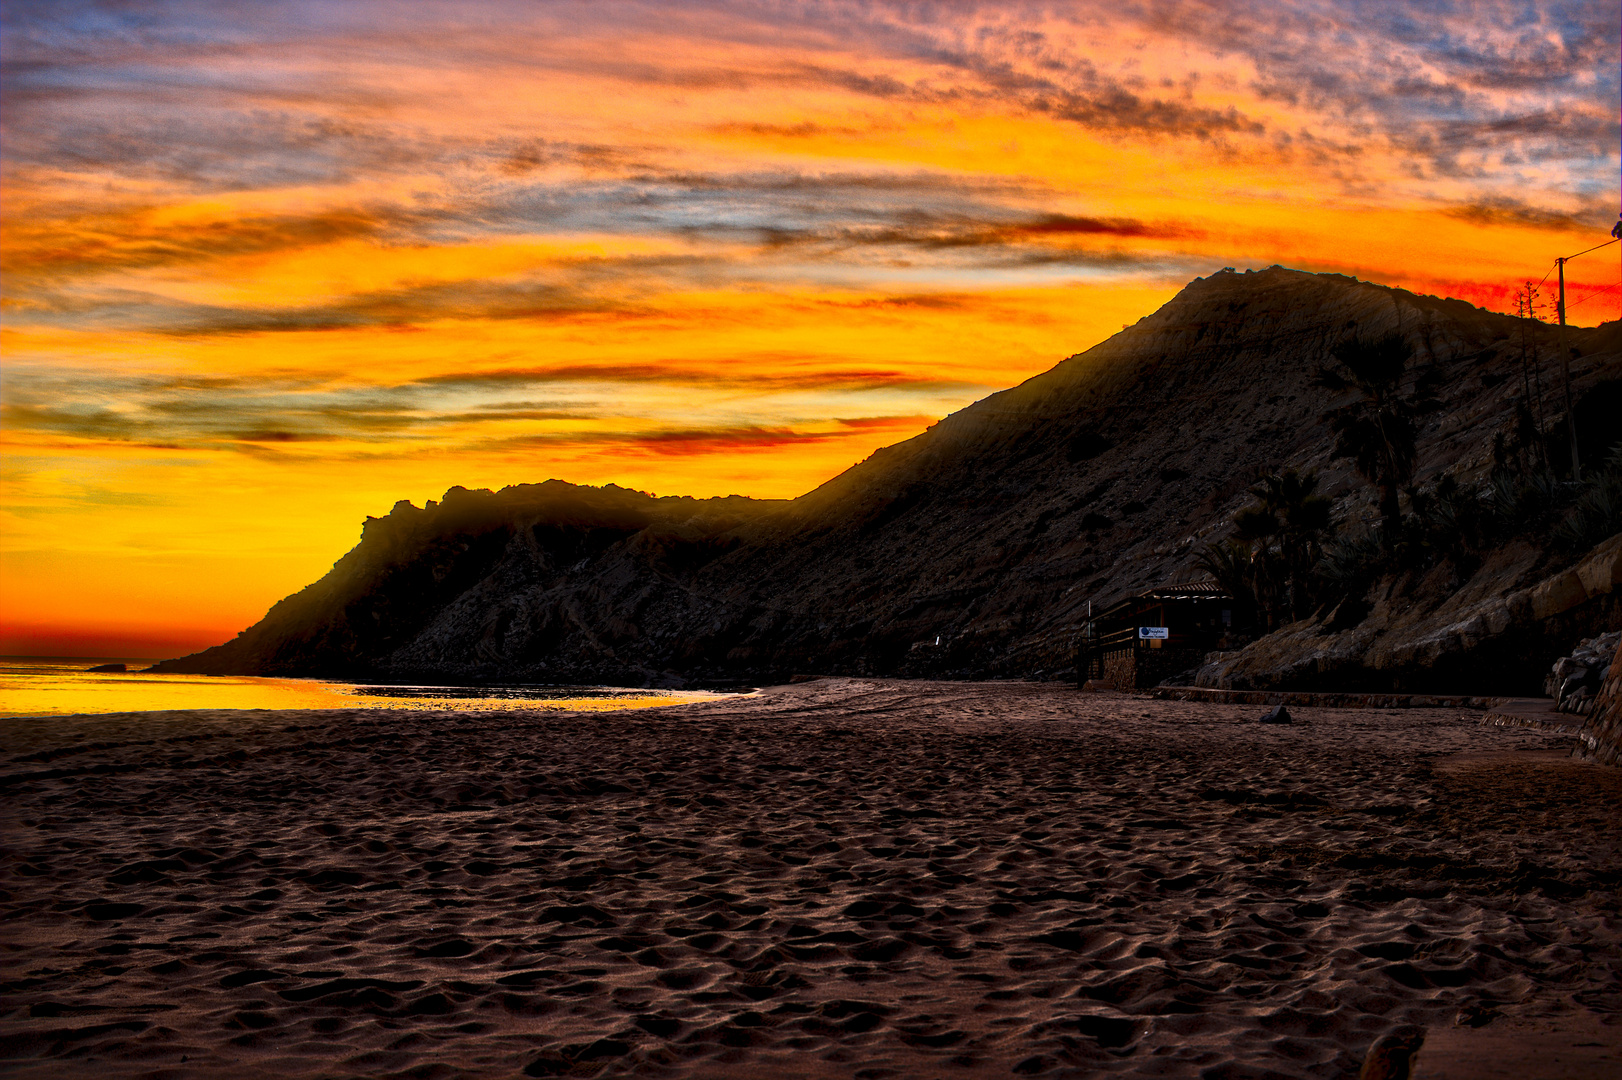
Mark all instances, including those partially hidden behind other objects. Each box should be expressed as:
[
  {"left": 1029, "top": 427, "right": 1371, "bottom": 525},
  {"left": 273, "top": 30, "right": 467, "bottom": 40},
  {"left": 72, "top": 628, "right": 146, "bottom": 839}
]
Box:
[
  {"left": 1197, "top": 535, "right": 1622, "bottom": 695},
  {"left": 1547, "top": 629, "right": 1622, "bottom": 715},
  {"left": 153, "top": 268, "right": 1622, "bottom": 689},
  {"left": 1577, "top": 636, "right": 1622, "bottom": 764}
]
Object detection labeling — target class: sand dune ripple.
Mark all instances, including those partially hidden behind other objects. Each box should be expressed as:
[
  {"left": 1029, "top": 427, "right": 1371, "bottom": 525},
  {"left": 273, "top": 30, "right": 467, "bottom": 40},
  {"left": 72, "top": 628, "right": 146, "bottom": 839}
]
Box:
[{"left": 1, "top": 679, "right": 1618, "bottom": 1078}]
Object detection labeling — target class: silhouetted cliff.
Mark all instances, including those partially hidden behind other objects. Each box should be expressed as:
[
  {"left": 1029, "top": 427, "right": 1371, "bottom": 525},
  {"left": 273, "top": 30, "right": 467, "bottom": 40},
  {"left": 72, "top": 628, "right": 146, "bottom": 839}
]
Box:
[{"left": 155, "top": 268, "right": 1622, "bottom": 691}]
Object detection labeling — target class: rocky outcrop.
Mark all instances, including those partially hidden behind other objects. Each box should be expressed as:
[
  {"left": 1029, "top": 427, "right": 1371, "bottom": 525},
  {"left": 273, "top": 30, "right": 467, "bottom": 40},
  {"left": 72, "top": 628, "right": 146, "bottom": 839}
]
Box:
[
  {"left": 1545, "top": 629, "right": 1621, "bottom": 716},
  {"left": 1196, "top": 534, "right": 1622, "bottom": 694},
  {"left": 1576, "top": 636, "right": 1622, "bottom": 765},
  {"left": 152, "top": 483, "right": 785, "bottom": 683},
  {"left": 153, "top": 267, "right": 1622, "bottom": 689}
]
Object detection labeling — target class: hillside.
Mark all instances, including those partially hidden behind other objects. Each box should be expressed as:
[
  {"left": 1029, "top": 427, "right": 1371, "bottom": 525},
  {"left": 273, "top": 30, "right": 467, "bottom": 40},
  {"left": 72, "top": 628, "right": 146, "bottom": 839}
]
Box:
[{"left": 155, "top": 267, "right": 1622, "bottom": 691}]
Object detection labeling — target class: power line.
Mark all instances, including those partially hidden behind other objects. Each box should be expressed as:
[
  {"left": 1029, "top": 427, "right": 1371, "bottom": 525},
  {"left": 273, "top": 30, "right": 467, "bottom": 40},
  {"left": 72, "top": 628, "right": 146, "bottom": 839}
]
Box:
[
  {"left": 1562, "top": 237, "right": 1620, "bottom": 261},
  {"left": 1566, "top": 280, "right": 1621, "bottom": 310},
  {"left": 1530, "top": 236, "right": 1620, "bottom": 315},
  {"left": 1534, "top": 237, "right": 1618, "bottom": 288}
]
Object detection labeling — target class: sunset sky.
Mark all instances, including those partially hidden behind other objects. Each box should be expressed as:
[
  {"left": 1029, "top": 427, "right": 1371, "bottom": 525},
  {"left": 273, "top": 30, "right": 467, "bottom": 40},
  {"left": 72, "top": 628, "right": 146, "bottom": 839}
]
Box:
[{"left": 2, "top": 1, "right": 1619, "bottom": 656}]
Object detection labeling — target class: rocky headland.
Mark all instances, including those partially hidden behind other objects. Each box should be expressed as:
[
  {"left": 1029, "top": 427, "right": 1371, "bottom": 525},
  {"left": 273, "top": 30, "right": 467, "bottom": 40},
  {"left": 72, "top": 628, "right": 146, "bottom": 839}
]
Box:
[{"left": 154, "top": 267, "right": 1622, "bottom": 693}]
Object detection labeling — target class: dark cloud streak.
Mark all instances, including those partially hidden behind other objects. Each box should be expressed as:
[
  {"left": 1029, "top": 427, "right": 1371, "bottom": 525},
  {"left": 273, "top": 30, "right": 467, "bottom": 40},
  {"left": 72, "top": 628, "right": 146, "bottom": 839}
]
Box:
[
  {"left": 2, "top": 206, "right": 402, "bottom": 280},
  {"left": 413, "top": 363, "right": 985, "bottom": 394},
  {"left": 0, "top": 353, "right": 977, "bottom": 456}
]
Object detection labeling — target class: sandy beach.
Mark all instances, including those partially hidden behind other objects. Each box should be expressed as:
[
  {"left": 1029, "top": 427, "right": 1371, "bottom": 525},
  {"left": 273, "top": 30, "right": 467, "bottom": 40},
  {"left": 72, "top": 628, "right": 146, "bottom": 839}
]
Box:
[{"left": 2, "top": 678, "right": 1618, "bottom": 1079}]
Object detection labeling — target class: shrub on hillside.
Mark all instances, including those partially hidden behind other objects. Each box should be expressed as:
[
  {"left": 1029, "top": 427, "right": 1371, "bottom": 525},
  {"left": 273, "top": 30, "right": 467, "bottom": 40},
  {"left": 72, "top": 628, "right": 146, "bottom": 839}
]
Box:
[{"left": 1554, "top": 445, "right": 1622, "bottom": 552}]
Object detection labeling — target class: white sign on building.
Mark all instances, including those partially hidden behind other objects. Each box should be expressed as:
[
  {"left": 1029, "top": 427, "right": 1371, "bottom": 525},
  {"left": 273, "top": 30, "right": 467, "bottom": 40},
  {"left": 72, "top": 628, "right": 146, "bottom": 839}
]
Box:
[{"left": 1138, "top": 626, "right": 1169, "bottom": 640}]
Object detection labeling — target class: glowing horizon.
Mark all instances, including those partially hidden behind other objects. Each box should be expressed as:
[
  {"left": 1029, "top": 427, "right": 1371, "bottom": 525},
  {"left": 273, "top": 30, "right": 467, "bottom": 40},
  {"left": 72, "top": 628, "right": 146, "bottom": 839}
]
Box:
[{"left": 2, "top": 1, "right": 1618, "bottom": 657}]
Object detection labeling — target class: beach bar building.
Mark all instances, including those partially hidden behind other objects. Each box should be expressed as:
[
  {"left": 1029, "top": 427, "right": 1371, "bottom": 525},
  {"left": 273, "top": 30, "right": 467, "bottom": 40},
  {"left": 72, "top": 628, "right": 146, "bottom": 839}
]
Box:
[{"left": 1079, "top": 581, "right": 1235, "bottom": 689}]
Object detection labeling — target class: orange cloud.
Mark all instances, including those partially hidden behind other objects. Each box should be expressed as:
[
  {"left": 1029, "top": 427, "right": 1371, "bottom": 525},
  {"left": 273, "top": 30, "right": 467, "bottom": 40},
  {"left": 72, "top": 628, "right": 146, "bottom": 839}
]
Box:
[{"left": 1, "top": 0, "right": 1615, "bottom": 654}]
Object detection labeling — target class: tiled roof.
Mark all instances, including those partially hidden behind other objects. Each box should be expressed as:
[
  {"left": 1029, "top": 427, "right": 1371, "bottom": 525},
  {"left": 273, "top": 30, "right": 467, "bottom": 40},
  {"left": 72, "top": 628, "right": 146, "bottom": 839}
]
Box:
[{"left": 1142, "top": 581, "right": 1231, "bottom": 600}]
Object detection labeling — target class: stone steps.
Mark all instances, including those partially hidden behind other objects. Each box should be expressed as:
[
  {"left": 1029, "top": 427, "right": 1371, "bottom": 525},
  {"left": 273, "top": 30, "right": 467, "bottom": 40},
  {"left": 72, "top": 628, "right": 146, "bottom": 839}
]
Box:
[{"left": 1478, "top": 697, "right": 1584, "bottom": 734}]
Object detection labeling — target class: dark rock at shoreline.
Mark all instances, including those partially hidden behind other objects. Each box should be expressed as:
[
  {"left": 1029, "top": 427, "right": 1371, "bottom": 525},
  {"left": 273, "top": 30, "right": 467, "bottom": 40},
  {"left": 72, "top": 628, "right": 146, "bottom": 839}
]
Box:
[
  {"left": 86, "top": 663, "right": 127, "bottom": 673},
  {"left": 1547, "top": 630, "right": 1620, "bottom": 714},
  {"left": 150, "top": 268, "right": 1622, "bottom": 692},
  {"left": 1577, "top": 634, "right": 1622, "bottom": 765}
]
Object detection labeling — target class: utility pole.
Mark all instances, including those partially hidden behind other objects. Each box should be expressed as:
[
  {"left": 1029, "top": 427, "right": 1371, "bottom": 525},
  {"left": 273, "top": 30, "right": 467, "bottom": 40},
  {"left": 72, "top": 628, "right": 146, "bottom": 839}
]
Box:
[{"left": 1555, "top": 257, "right": 1579, "bottom": 479}]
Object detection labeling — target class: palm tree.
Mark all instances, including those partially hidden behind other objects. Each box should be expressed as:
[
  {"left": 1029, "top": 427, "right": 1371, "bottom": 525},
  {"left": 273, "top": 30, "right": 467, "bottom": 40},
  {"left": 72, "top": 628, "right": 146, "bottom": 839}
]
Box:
[
  {"left": 1195, "top": 538, "right": 1257, "bottom": 628},
  {"left": 1314, "top": 333, "right": 1439, "bottom": 550},
  {"left": 1255, "top": 470, "right": 1332, "bottom": 618},
  {"left": 1230, "top": 469, "right": 1333, "bottom": 624}
]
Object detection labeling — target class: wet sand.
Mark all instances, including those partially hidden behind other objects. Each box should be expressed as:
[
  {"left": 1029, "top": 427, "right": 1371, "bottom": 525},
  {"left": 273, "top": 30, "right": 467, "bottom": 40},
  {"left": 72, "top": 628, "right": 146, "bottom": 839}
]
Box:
[{"left": 1, "top": 678, "right": 1618, "bottom": 1078}]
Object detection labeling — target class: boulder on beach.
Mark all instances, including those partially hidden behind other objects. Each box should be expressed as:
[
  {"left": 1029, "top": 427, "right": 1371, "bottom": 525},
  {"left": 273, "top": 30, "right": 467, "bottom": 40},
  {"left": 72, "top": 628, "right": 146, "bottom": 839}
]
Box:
[
  {"left": 1547, "top": 629, "right": 1620, "bottom": 715},
  {"left": 1358, "top": 1025, "right": 1426, "bottom": 1080}
]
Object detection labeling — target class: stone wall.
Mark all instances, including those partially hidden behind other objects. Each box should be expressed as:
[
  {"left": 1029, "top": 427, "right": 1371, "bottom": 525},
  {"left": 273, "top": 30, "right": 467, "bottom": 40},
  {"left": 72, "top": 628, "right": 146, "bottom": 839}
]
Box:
[
  {"left": 1088, "top": 646, "right": 1205, "bottom": 690},
  {"left": 1576, "top": 636, "right": 1622, "bottom": 766},
  {"left": 1156, "top": 687, "right": 1502, "bottom": 709},
  {"left": 1097, "top": 650, "right": 1136, "bottom": 691},
  {"left": 1137, "top": 647, "right": 1205, "bottom": 688}
]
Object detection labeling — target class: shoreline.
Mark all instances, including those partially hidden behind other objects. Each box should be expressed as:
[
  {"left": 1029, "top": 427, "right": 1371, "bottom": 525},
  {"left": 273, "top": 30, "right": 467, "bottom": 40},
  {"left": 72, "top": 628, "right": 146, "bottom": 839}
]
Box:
[
  {"left": 2, "top": 679, "right": 1618, "bottom": 1078},
  {"left": 0, "top": 657, "right": 739, "bottom": 721}
]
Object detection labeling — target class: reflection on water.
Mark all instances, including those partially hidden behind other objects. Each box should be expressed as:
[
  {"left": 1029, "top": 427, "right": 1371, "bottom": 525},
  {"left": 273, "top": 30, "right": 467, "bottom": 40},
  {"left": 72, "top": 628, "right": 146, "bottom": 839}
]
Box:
[
  {"left": 347, "top": 685, "right": 670, "bottom": 701},
  {"left": 0, "top": 657, "right": 735, "bottom": 717}
]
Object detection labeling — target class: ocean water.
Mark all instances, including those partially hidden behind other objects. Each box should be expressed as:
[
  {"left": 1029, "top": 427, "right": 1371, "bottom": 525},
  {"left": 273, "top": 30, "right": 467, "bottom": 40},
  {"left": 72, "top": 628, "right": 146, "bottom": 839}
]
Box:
[{"left": 0, "top": 657, "right": 737, "bottom": 718}]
